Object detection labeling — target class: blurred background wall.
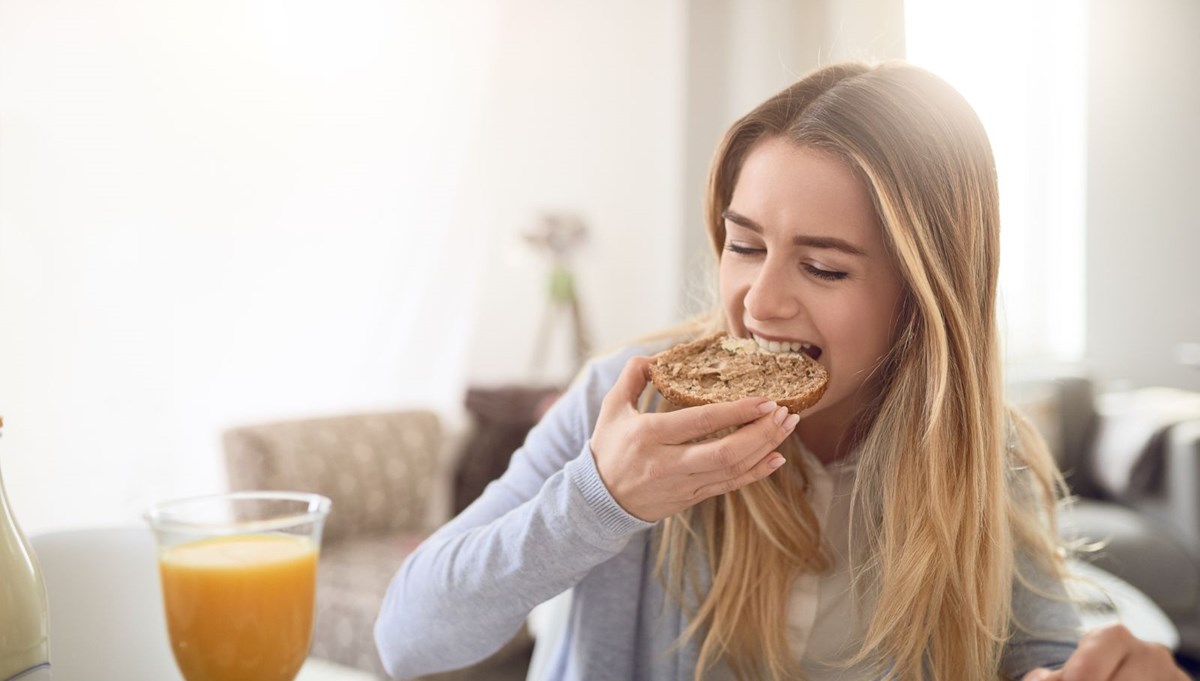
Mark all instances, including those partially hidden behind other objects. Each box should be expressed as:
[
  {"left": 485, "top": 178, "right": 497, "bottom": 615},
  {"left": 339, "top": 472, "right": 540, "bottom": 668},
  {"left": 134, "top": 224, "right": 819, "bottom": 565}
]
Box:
[
  {"left": 0, "top": 0, "right": 1196, "bottom": 533},
  {"left": 1084, "top": 0, "right": 1200, "bottom": 391}
]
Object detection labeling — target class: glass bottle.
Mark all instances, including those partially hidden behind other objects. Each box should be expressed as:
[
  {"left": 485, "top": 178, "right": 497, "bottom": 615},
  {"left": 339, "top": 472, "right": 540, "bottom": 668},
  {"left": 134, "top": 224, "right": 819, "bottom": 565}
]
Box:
[{"left": 0, "top": 416, "right": 51, "bottom": 680}]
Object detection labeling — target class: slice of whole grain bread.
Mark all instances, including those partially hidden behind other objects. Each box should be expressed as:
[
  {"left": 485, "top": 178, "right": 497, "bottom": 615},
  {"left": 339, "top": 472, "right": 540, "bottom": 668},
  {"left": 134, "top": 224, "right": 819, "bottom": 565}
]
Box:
[{"left": 648, "top": 333, "right": 828, "bottom": 414}]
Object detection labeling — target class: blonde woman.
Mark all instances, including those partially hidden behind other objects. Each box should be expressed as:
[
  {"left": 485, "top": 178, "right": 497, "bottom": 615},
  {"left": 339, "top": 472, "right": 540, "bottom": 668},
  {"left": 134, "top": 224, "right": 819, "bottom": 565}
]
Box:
[{"left": 375, "top": 62, "right": 1186, "bottom": 680}]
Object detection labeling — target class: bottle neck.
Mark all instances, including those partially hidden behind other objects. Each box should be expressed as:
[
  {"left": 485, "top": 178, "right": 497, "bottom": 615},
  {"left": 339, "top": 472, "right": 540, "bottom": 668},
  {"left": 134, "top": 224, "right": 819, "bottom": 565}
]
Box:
[
  {"left": 0, "top": 415, "right": 51, "bottom": 676},
  {"left": 0, "top": 431, "right": 9, "bottom": 511}
]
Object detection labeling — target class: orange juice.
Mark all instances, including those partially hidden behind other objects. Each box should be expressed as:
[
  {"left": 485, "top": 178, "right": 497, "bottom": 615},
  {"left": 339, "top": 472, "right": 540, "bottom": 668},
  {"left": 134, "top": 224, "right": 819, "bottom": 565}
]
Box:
[{"left": 158, "top": 534, "right": 318, "bottom": 681}]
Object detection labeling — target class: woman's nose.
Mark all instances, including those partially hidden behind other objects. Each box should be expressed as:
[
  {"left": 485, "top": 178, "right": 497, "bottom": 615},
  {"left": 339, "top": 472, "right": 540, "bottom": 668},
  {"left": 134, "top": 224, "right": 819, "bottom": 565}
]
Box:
[{"left": 743, "top": 259, "right": 802, "bottom": 321}]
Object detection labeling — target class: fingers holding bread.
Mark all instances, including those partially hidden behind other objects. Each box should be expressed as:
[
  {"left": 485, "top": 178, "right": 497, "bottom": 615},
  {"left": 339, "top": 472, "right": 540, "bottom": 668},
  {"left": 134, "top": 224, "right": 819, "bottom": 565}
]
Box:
[
  {"left": 588, "top": 335, "right": 827, "bottom": 522},
  {"left": 690, "top": 447, "right": 789, "bottom": 502},
  {"left": 591, "top": 364, "right": 786, "bottom": 522},
  {"left": 605, "top": 355, "right": 655, "bottom": 412},
  {"left": 681, "top": 403, "right": 798, "bottom": 474},
  {"left": 647, "top": 396, "right": 777, "bottom": 444}
]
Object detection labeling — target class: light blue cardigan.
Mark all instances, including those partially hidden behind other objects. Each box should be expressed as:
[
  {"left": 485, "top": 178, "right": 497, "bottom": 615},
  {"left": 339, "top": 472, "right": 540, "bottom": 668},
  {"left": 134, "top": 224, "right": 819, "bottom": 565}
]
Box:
[{"left": 374, "top": 345, "right": 1080, "bottom": 680}]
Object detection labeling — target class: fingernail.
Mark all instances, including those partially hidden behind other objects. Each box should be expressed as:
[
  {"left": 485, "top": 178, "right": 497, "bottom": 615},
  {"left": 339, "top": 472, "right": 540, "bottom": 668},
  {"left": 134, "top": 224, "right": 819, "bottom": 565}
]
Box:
[
  {"left": 773, "top": 406, "right": 789, "bottom": 425},
  {"left": 769, "top": 457, "right": 786, "bottom": 469},
  {"left": 757, "top": 400, "right": 777, "bottom": 415},
  {"left": 783, "top": 413, "right": 800, "bottom": 431}
]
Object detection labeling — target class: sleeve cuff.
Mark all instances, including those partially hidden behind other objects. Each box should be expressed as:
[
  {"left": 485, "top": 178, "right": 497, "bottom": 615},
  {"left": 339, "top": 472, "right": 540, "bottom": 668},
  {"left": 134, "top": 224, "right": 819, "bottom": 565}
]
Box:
[{"left": 564, "top": 441, "right": 657, "bottom": 542}]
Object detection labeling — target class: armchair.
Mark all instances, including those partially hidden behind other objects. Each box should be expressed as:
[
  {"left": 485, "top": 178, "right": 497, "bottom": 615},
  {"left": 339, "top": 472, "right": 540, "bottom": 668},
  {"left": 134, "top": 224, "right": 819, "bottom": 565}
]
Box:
[{"left": 223, "top": 410, "right": 533, "bottom": 680}]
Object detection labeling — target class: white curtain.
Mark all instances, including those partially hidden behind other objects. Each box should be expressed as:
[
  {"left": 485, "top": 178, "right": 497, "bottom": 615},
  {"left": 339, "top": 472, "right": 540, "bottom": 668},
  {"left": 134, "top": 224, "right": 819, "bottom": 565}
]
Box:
[
  {"left": 905, "top": 0, "right": 1088, "bottom": 369},
  {"left": 0, "top": 0, "right": 499, "bottom": 532}
]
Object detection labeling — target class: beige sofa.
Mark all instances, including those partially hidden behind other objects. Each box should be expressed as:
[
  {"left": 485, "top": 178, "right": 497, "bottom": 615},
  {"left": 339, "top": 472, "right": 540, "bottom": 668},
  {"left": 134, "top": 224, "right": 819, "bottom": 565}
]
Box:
[{"left": 223, "top": 409, "right": 535, "bottom": 680}]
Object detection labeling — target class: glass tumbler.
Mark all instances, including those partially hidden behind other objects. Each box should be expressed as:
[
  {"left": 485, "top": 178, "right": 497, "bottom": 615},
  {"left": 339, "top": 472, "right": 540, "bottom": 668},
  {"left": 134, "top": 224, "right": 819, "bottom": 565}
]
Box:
[{"left": 145, "top": 491, "right": 331, "bottom": 681}]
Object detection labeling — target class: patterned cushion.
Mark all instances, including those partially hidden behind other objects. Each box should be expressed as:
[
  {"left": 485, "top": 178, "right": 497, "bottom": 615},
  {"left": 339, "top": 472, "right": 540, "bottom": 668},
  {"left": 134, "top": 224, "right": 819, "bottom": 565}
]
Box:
[
  {"left": 223, "top": 411, "right": 532, "bottom": 679},
  {"left": 223, "top": 411, "right": 441, "bottom": 544},
  {"left": 313, "top": 533, "right": 423, "bottom": 672},
  {"left": 316, "top": 532, "right": 533, "bottom": 679}
]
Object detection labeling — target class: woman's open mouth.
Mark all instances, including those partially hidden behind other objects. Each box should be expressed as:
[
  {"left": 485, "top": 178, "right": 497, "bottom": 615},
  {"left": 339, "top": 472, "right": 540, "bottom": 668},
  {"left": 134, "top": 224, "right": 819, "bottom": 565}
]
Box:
[{"left": 749, "top": 333, "right": 823, "bottom": 361}]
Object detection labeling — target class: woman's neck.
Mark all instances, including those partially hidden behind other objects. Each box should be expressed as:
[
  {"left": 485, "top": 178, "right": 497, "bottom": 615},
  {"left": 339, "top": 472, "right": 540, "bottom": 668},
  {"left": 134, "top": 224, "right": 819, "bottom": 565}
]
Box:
[{"left": 795, "top": 408, "right": 858, "bottom": 466}]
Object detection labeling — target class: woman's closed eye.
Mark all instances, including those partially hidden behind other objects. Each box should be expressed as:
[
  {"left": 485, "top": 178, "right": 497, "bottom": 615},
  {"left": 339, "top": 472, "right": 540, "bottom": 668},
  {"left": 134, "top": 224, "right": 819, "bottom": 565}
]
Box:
[
  {"left": 804, "top": 264, "right": 849, "bottom": 281},
  {"left": 725, "top": 243, "right": 765, "bottom": 257},
  {"left": 725, "top": 243, "right": 849, "bottom": 281}
]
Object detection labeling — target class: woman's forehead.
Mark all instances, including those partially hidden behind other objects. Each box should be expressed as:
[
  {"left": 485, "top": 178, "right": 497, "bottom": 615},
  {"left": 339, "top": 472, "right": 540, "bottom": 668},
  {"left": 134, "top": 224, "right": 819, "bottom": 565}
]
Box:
[{"left": 729, "top": 138, "right": 882, "bottom": 248}]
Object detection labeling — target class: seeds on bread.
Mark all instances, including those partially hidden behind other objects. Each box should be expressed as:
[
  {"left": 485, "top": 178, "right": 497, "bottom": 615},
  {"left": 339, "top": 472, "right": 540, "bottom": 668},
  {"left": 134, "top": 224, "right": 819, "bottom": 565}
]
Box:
[{"left": 648, "top": 333, "right": 828, "bottom": 414}]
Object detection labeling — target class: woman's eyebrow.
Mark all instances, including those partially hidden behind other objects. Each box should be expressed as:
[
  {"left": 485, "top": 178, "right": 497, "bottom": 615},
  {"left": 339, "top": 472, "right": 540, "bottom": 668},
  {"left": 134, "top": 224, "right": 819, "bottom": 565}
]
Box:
[{"left": 722, "top": 209, "right": 868, "bottom": 257}]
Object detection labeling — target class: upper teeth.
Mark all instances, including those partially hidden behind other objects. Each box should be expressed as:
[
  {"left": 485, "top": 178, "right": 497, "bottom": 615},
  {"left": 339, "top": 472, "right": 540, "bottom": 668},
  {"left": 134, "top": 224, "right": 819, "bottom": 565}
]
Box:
[{"left": 752, "top": 334, "right": 812, "bottom": 355}]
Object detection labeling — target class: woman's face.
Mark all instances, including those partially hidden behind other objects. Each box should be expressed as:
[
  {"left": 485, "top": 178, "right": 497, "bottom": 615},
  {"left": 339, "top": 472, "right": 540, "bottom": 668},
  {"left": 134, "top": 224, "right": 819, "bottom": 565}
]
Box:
[{"left": 719, "top": 138, "right": 906, "bottom": 456}]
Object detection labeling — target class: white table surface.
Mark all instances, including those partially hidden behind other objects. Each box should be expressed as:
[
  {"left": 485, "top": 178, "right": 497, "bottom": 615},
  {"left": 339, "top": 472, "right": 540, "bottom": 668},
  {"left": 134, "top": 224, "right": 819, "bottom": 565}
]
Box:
[
  {"left": 30, "top": 525, "right": 376, "bottom": 681},
  {"left": 1068, "top": 558, "right": 1180, "bottom": 650},
  {"left": 298, "top": 658, "right": 377, "bottom": 681}
]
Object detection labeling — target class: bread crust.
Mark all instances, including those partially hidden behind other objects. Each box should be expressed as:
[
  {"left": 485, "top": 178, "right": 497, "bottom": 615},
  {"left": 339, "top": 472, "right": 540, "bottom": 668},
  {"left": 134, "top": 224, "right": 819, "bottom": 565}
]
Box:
[{"left": 648, "top": 333, "right": 828, "bottom": 414}]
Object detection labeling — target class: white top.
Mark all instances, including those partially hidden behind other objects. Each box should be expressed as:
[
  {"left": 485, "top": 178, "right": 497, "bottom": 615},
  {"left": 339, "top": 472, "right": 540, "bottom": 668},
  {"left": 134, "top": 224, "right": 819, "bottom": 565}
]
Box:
[
  {"left": 788, "top": 444, "right": 875, "bottom": 678},
  {"left": 697, "top": 443, "right": 873, "bottom": 681}
]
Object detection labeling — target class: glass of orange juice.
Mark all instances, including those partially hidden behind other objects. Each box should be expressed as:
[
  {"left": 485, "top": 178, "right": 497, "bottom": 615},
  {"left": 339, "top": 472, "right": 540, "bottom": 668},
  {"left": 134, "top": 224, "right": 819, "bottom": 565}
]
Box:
[{"left": 144, "top": 491, "right": 331, "bottom": 681}]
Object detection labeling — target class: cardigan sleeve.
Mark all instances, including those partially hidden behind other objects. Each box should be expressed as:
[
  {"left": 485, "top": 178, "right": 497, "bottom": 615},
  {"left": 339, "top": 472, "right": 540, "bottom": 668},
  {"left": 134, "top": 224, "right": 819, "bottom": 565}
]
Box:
[{"left": 373, "top": 347, "right": 656, "bottom": 680}]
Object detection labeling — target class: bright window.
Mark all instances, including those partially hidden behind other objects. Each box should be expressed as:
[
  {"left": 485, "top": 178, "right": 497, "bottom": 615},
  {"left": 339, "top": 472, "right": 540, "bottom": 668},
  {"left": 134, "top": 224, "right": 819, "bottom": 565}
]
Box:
[{"left": 905, "top": 0, "right": 1087, "bottom": 366}]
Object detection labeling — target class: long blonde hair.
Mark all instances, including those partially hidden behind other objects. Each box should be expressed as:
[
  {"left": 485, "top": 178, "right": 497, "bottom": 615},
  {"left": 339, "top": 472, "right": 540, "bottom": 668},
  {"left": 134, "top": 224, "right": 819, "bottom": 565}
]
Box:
[{"left": 649, "top": 62, "right": 1071, "bottom": 681}]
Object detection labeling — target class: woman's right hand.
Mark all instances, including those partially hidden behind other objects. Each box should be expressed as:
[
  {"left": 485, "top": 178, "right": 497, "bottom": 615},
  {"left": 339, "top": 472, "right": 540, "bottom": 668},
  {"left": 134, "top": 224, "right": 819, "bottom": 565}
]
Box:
[{"left": 590, "top": 356, "right": 800, "bottom": 522}]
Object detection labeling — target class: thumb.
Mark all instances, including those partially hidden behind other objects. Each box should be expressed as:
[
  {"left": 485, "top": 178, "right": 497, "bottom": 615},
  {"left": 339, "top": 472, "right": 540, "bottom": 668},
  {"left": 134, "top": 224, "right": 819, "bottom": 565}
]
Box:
[
  {"left": 1022, "top": 669, "right": 1060, "bottom": 681},
  {"left": 610, "top": 356, "right": 654, "bottom": 407}
]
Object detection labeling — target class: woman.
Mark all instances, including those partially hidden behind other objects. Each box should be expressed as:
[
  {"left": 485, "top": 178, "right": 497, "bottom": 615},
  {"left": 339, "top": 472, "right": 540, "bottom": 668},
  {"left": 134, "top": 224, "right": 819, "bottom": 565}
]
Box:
[{"left": 375, "top": 61, "right": 1186, "bottom": 680}]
